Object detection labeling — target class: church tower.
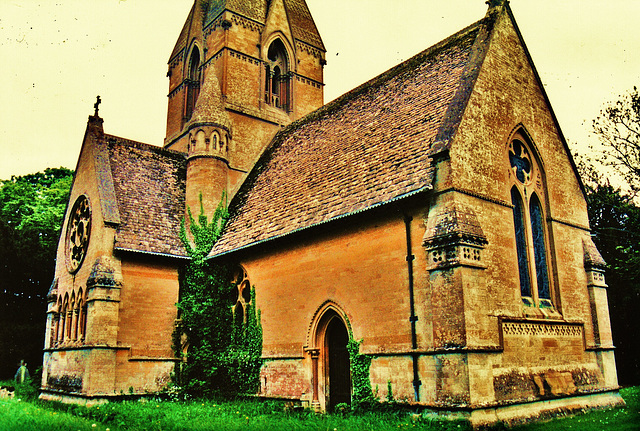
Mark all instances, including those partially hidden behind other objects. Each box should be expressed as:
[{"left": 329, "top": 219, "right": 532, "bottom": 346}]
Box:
[{"left": 165, "top": 0, "right": 326, "bottom": 212}]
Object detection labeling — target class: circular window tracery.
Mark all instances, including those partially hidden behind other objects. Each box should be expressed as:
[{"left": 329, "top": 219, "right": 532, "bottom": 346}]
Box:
[
  {"left": 509, "top": 139, "right": 532, "bottom": 184},
  {"left": 66, "top": 195, "right": 92, "bottom": 273}
]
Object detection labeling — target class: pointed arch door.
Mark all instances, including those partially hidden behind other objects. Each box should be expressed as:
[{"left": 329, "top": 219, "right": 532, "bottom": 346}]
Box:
[{"left": 325, "top": 317, "right": 351, "bottom": 410}]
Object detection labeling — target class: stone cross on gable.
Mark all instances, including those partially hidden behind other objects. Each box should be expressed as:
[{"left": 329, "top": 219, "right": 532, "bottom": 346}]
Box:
[
  {"left": 94, "top": 95, "right": 101, "bottom": 116},
  {"left": 486, "top": 0, "right": 508, "bottom": 7}
]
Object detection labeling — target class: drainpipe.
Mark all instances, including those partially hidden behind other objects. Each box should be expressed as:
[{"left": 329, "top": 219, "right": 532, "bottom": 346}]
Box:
[{"left": 403, "top": 214, "right": 421, "bottom": 402}]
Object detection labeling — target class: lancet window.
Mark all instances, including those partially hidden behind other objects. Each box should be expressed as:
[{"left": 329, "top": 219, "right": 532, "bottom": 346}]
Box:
[
  {"left": 185, "top": 46, "right": 201, "bottom": 121},
  {"left": 232, "top": 267, "right": 252, "bottom": 326},
  {"left": 508, "top": 131, "right": 553, "bottom": 308},
  {"left": 264, "top": 39, "right": 290, "bottom": 111}
]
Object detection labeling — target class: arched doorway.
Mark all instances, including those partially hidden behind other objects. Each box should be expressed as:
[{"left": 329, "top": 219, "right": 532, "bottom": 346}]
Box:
[{"left": 325, "top": 317, "right": 351, "bottom": 410}]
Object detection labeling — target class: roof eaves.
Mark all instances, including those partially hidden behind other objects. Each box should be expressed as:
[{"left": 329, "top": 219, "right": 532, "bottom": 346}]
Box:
[{"left": 114, "top": 246, "right": 190, "bottom": 260}]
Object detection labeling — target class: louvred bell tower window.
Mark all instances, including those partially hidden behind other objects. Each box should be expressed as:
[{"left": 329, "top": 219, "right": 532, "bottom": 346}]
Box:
[
  {"left": 264, "top": 39, "right": 290, "bottom": 111},
  {"left": 185, "top": 46, "right": 201, "bottom": 121}
]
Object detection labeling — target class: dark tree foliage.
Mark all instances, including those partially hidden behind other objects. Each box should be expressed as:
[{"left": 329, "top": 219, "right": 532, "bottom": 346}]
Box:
[
  {"left": 175, "top": 195, "right": 263, "bottom": 398},
  {"left": 577, "top": 156, "right": 640, "bottom": 385},
  {"left": 0, "top": 167, "right": 74, "bottom": 379},
  {"left": 592, "top": 86, "right": 640, "bottom": 193}
]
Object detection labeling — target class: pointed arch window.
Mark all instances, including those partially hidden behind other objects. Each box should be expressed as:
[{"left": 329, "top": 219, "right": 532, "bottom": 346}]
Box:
[
  {"left": 511, "top": 187, "right": 532, "bottom": 298},
  {"left": 508, "top": 132, "right": 553, "bottom": 308},
  {"left": 265, "top": 39, "right": 290, "bottom": 111},
  {"left": 185, "top": 46, "right": 201, "bottom": 121}
]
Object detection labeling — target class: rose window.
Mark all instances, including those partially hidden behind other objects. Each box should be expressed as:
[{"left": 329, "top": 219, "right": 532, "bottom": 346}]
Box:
[{"left": 66, "top": 195, "right": 91, "bottom": 273}]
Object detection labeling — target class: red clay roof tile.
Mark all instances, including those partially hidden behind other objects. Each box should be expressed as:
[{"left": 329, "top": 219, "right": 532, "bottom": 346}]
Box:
[
  {"left": 106, "top": 136, "right": 188, "bottom": 258},
  {"left": 211, "top": 19, "right": 484, "bottom": 257}
]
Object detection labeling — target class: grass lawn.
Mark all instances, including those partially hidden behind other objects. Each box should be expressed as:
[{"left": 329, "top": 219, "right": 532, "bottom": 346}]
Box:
[
  {"left": 0, "top": 398, "right": 112, "bottom": 431},
  {"left": 0, "top": 386, "right": 637, "bottom": 430}
]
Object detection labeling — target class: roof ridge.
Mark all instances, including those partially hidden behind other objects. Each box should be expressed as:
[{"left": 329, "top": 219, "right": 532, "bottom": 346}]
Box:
[
  {"left": 104, "top": 134, "right": 187, "bottom": 160},
  {"left": 283, "top": 16, "right": 486, "bottom": 139},
  {"left": 429, "top": 8, "right": 502, "bottom": 156}
]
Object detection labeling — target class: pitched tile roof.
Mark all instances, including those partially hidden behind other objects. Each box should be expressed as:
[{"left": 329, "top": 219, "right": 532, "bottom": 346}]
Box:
[
  {"left": 211, "top": 18, "right": 486, "bottom": 257},
  {"left": 105, "top": 136, "right": 188, "bottom": 258}
]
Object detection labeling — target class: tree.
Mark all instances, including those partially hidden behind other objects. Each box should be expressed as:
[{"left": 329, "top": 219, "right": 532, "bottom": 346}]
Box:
[
  {"left": 0, "top": 167, "right": 74, "bottom": 379},
  {"left": 592, "top": 86, "right": 640, "bottom": 193},
  {"left": 576, "top": 155, "right": 640, "bottom": 385}
]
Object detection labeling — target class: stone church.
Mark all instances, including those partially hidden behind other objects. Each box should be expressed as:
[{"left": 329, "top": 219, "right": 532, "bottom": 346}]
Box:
[{"left": 41, "top": 0, "right": 623, "bottom": 425}]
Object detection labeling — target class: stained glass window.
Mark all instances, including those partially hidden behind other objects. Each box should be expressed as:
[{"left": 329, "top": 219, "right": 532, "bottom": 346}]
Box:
[
  {"left": 511, "top": 187, "right": 531, "bottom": 298},
  {"left": 509, "top": 139, "right": 532, "bottom": 183},
  {"left": 530, "top": 195, "right": 550, "bottom": 300}
]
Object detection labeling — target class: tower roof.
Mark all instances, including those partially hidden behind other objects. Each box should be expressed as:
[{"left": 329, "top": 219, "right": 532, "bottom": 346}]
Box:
[
  {"left": 206, "top": 0, "right": 267, "bottom": 25},
  {"left": 187, "top": 68, "right": 232, "bottom": 132},
  {"left": 171, "top": 0, "right": 324, "bottom": 62},
  {"left": 281, "top": 0, "right": 325, "bottom": 50},
  {"left": 170, "top": 0, "right": 209, "bottom": 62}
]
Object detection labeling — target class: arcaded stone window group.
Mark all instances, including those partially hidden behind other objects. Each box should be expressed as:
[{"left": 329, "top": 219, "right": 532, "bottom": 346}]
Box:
[{"left": 51, "top": 289, "right": 87, "bottom": 346}]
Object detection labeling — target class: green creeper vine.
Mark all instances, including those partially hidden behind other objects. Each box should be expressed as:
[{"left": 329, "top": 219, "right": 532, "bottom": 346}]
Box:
[
  {"left": 347, "top": 337, "right": 374, "bottom": 409},
  {"left": 343, "top": 314, "right": 376, "bottom": 410},
  {"left": 173, "top": 194, "right": 263, "bottom": 398},
  {"left": 179, "top": 193, "right": 228, "bottom": 264},
  {"left": 226, "top": 286, "right": 263, "bottom": 393}
]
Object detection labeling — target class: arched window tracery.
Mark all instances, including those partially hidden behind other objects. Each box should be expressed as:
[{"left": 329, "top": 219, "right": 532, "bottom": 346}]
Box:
[
  {"left": 232, "top": 268, "right": 252, "bottom": 326},
  {"left": 508, "top": 130, "right": 554, "bottom": 308},
  {"left": 70, "top": 291, "right": 78, "bottom": 341},
  {"left": 264, "top": 39, "right": 290, "bottom": 111},
  {"left": 511, "top": 187, "right": 531, "bottom": 298}
]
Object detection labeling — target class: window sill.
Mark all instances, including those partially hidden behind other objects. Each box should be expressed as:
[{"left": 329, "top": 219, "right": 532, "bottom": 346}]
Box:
[{"left": 521, "top": 303, "right": 563, "bottom": 320}]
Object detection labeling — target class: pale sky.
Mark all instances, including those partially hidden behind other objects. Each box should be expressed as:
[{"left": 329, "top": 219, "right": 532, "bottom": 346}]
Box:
[{"left": 0, "top": 0, "right": 638, "bottom": 180}]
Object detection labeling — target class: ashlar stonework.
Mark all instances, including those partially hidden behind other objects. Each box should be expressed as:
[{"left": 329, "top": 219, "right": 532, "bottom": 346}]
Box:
[{"left": 41, "top": 0, "right": 623, "bottom": 426}]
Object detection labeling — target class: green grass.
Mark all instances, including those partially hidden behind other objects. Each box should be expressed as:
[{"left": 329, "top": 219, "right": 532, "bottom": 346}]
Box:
[
  {"left": 0, "top": 386, "right": 637, "bottom": 430},
  {"left": 510, "top": 386, "right": 640, "bottom": 431},
  {"left": 0, "top": 399, "right": 112, "bottom": 431}
]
